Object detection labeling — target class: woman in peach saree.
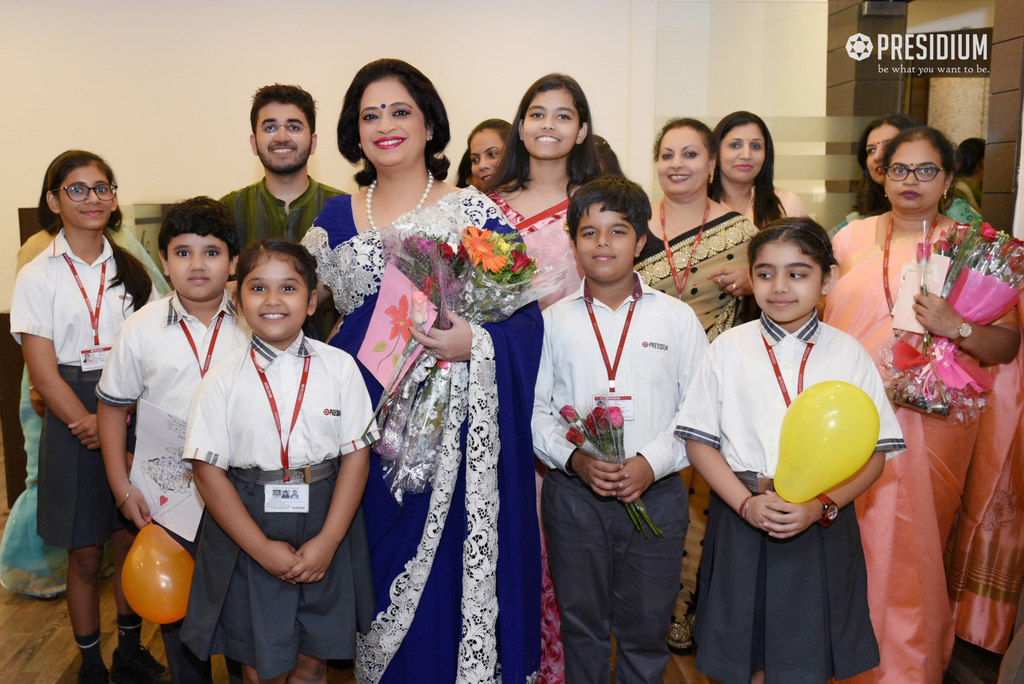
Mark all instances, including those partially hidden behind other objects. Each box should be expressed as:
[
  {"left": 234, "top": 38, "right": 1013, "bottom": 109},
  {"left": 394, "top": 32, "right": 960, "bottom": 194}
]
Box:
[
  {"left": 945, "top": 309, "right": 1024, "bottom": 654},
  {"left": 824, "top": 127, "right": 1020, "bottom": 683}
]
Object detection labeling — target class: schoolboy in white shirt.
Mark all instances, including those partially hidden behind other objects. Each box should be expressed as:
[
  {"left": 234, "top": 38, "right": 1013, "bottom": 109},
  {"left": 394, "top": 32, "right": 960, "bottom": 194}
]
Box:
[
  {"left": 96, "top": 196, "right": 248, "bottom": 684},
  {"left": 532, "top": 176, "right": 707, "bottom": 683}
]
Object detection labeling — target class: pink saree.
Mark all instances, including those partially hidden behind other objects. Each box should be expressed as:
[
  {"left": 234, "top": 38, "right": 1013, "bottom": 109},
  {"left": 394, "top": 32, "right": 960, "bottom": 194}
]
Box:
[
  {"left": 488, "top": 194, "right": 582, "bottom": 310},
  {"left": 825, "top": 217, "right": 980, "bottom": 683},
  {"left": 944, "top": 302, "right": 1024, "bottom": 653}
]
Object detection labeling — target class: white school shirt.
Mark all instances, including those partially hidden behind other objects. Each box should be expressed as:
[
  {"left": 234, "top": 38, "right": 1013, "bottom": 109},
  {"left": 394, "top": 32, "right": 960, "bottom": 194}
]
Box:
[
  {"left": 10, "top": 230, "right": 157, "bottom": 364},
  {"left": 532, "top": 275, "right": 708, "bottom": 481},
  {"left": 675, "top": 313, "right": 906, "bottom": 478},
  {"left": 96, "top": 291, "right": 249, "bottom": 419},
  {"left": 183, "top": 332, "right": 379, "bottom": 471}
]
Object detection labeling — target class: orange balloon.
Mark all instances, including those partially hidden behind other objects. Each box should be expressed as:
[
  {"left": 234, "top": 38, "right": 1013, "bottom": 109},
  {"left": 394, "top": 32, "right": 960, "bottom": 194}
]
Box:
[{"left": 122, "top": 524, "right": 195, "bottom": 624}]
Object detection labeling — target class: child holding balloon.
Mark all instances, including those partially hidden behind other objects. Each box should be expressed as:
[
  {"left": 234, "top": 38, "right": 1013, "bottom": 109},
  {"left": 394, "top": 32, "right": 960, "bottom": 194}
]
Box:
[
  {"left": 97, "top": 196, "right": 248, "bottom": 683},
  {"left": 180, "top": 240, "right": 377, "bottom": 684},
  {"left": 675, "top": 217, "right": 905, "bottom": 684}
]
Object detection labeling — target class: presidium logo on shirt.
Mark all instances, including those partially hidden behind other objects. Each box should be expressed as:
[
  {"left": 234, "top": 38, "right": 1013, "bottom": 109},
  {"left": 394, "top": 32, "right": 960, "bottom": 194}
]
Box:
[
  {"left": 323, "top": 408, "right": 342, "bottom": 417},
  {"left": 642, "top": 341, "right": 669, "bottom": 351}
]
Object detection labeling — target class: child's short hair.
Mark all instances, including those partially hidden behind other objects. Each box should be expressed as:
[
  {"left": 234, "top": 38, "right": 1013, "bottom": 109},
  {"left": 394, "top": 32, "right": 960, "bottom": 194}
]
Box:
[
  {"left": 567, "top": 176, "right": 652, "bottom": 242},
  {"left": 235, "top": 239, "right": 318, "bottom": 294},
  {"left": 747, "top": 216, "right": 837, "bottom": 272},
  {"left": 159, "top": 196, "right": 240, "bottom": 257}
]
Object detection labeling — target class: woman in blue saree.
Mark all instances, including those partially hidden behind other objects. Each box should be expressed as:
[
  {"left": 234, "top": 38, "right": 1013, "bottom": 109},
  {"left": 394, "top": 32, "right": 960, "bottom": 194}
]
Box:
[{"left": 301, "top": 58, "right": 542, "bottom": 683}]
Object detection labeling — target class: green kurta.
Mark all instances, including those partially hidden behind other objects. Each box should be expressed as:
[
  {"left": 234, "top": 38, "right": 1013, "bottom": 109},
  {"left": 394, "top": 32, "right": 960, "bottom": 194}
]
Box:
[{"left": 219, "top": 176, "right": 345, "bottom": 248}]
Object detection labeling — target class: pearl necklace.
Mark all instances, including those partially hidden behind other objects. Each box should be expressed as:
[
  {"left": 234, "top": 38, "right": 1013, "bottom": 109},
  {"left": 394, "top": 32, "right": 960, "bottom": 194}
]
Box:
[{"left": 366, "top": 175, "right": 434, "bottom": 231}]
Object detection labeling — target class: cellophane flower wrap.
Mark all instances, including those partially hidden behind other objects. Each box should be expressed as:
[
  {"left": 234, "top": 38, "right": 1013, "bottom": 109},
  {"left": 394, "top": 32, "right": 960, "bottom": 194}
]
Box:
[
  {"left": 375, "top": 222, "right": 562, "bottom": 502},
  {"left": 559, "top": 404, "right": 663, "bottom": 538},
  {"left": 883, "top": 222, "right": 1024, "bottom": 423}
]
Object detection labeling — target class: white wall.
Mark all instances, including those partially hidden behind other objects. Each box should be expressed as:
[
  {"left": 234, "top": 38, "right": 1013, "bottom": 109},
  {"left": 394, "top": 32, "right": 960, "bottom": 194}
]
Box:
[{"left": 0, "top": 0, "right": 644, "bottom": 309}]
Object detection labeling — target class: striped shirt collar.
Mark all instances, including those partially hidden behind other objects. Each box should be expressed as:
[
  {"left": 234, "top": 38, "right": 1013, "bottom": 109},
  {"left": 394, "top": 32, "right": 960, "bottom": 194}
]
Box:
[
  {"left": 759, "top": 311, "right": 821, "bottom": 346},
  {"left": 250, "top": 331, "right": 313, "bottom": 369},
  {"left": 164, "top": 291, "right": 236, "bottom": 327}
]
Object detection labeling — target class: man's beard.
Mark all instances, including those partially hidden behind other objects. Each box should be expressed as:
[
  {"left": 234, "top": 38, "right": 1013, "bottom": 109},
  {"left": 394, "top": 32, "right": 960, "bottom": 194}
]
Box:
[{"left": 258, "top": 145, "right": 311, "bottom": 176}]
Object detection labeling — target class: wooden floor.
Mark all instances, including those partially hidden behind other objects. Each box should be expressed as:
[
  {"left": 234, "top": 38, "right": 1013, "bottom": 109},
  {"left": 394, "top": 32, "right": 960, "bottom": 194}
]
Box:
[{"left": 0, "top": 443, "right": 1000, "bottom": 683}]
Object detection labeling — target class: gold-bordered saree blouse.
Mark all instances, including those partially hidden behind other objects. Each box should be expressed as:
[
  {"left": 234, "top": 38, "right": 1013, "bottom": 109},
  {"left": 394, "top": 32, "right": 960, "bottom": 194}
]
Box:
[{"left": 634, "top": 211, "right": 758, "bottom": 341}]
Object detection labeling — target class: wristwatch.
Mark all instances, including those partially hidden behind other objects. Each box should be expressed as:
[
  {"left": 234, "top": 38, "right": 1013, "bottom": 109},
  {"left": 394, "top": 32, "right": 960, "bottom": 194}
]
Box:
[
  {"left": 816, "top": 494, "right": 839, "bottom": 527},
  {"left": 953, "top": 320, "right": 973, "bottom": 345}
]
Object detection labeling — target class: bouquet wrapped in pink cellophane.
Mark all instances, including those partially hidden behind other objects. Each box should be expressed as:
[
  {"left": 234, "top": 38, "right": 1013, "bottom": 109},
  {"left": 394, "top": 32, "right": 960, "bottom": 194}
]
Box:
[
  {"left": 884, "top": 222, "right": 1024, "bottom": 423},
  {"left": 374, "top": 223, "right": 562, "bottom": 502},
  {"left": 559, "top": 404, "right": 662, "bottom": 538}
]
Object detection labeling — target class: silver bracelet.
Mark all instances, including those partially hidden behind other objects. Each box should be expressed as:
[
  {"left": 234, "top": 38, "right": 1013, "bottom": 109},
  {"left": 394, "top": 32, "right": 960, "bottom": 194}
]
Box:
[{"left": 118, "top": 484, "right": 132, "bottom": 508}]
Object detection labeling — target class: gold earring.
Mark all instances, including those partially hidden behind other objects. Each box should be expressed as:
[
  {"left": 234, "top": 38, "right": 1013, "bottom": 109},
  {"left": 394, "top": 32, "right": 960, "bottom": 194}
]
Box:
[{"left": 709, "top": 169, "right": 715, "bottom": 184}]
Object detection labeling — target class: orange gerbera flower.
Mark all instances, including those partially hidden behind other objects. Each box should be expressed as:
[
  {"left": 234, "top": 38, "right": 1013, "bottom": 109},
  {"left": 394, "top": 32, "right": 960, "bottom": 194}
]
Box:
[{"left": 462, "top": 226, "right": 507, "bottom": 273}]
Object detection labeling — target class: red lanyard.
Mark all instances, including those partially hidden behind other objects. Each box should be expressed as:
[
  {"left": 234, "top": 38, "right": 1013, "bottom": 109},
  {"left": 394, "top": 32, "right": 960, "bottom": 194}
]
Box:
[
  {"left": 180, "top": 311, "right": 225, "bottom": 377},
  {"left": 585, "top": 298, "right": 637, "bottom": 393},
  {"left": 762, "top": 335, "right": 813, "bottom": 407},
  {"left": 63, "top": 254, "right": 106, "bottom": 346},
  {"left": 251, "top": 349, "right": 311, "bottom": 480},
  {"left": 660, "top": 198, "right": 711, "bottom": 297},
  {"left": 882, "top": 214, "right": 939, "bottom": 314}
]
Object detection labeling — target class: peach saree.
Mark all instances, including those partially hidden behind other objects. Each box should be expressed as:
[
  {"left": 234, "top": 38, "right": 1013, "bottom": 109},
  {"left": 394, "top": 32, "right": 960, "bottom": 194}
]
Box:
[{"left": 825, "top": 217, "right": 979, "bottom": 683}]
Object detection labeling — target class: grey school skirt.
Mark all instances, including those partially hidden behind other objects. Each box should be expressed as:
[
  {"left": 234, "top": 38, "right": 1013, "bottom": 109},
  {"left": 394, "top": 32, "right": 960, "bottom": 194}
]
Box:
[
  {"left": 37, "top": 365, "right": 128, "bottom": 550},
  {"left": 180, "top": 464, "right": 375, "bottom": 681},
  {"left": 694, "top": 493, "right": 879, "bottom": 684}
]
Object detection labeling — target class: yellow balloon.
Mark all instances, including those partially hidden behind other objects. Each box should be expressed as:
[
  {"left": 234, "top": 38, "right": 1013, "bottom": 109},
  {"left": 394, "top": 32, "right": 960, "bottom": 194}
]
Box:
[
  {"left": 122, "top": 523, "right": 195, "bottom": 624},
  {"left": 775, "top": 381, "right": 880, "bottom": 503}
]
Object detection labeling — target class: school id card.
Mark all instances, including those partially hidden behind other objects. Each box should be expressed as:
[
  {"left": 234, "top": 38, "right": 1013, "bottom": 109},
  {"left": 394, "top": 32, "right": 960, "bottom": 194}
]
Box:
[
  {"left": 264, "top": 483, "right": 309, "bottom": 513},
  {"left": 80, "top": 346, "right": 112, "bottom": 372}
]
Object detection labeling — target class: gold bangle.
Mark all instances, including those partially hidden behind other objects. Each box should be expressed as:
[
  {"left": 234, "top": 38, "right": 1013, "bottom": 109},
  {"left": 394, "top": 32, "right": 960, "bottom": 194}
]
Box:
[{"left": 118, "top": 484, "right": 132, "bottom": 508}]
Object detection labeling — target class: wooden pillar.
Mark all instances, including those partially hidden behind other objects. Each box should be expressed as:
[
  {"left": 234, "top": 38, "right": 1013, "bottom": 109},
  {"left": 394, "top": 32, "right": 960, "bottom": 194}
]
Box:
[{"left": 983, "top": 0, "right": 1024, "bottom": 231}]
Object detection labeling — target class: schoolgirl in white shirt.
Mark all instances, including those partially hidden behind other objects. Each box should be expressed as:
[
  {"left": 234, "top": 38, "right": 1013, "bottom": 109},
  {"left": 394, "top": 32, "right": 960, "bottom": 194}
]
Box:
[
  {"left": 675, "top": 217, "right": 906, "bottom": 684},
  {"left": 180, "top": 240, "right": 378, "bottom": 684},
  {"left": 9, "top": 150, "right": 162, "bottom": 683}
]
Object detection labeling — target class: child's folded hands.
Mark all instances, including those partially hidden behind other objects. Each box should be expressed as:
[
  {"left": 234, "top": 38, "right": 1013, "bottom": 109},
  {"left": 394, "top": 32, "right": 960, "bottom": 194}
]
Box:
[
  {"left": 755, "top": 491, "right": 821, "bottom": 539},
  {"left": 257, "top": 539, "right": 302, "bottom": 581},
  {"left": 615, "top": 455, "right": 654, "bottom": 503},
  {"left": 571, "top": 450, "right": 625, "bottom": 497},
  {"left": 283, "top": 535, "right": 341, "bottom": 584}
]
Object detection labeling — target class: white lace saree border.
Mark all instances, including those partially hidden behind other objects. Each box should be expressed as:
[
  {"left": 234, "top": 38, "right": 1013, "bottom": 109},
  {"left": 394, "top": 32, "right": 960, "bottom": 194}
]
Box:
[{"left": 355, "top": 325, "right": 502, "bottom": 683}]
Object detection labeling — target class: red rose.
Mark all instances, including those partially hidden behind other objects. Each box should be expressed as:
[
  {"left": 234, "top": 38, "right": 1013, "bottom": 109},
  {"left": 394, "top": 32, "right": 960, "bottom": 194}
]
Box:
[
  {"left": 559, "top": 406, "right": 578, "bottom": 423},
  {"left": 510, "top": 249, "right": 533, "bottom": 274},
  {"left": 980, "top": 223, "right": 998, "bottom": 241},
  {"left": 439, "top": 243, "right": 455, "bottom": 259},
  {"left": 566, "top": 427, "right": 585, "bottom": 447}
]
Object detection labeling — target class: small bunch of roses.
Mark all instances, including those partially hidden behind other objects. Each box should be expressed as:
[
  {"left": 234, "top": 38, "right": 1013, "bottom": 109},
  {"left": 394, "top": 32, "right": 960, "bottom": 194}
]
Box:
[
  {"left": 559, "top": 404, "right": 663, "bottom": 538},
  {"left": 886, "top": 222, "right": 1024, "bottom": 423}
]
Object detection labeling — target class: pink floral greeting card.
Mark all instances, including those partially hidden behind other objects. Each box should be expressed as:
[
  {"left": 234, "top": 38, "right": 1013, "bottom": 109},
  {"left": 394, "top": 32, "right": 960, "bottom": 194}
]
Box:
[{"left": 358, "top": 264, "right": 437, "bottom": 388}]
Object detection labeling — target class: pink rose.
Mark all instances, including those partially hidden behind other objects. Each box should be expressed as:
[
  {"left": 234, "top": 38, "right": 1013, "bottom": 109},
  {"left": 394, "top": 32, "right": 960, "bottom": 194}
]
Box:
[
  {"left": 608, "top": 406, "right": 624, "bottom": 428},
  {"left": 411, "top": 290, "right": 430, "bottom": 329},
  {"left": 980, "top": 223, "right": 998, "bottom": 241},
  {"left": 559, "top": 406, "right": 578, "bottom": 423}
]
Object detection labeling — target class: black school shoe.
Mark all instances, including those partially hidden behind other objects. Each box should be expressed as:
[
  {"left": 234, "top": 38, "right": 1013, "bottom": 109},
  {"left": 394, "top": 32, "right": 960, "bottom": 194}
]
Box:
[
  {"left": 110, "top": 645, "right": 171, "bottom": 684},
  {"left": 78, "top": 661, "right": 109, "bottom": 683}
]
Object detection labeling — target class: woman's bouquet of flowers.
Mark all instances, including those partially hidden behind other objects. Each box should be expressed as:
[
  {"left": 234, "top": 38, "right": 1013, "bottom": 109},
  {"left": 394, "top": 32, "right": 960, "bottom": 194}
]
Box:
[
  {"left": 374, "top": 222, "right": 562, "bottom": 501},
  {"left": 559, "top": 404, "right": 663, "bottom": 538},
  {"left": 884, "top": 222, "right": 1024, "bottom": 423}
]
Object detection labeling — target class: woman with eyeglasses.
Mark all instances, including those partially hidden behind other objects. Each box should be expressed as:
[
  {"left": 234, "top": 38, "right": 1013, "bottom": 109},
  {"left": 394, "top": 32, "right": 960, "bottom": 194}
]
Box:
[
  {"left": 831, "top": 114, "right": 982, "bottom": 236},
  {"left": 824, "top": 127, "right": 1021, "bottom": 683}
]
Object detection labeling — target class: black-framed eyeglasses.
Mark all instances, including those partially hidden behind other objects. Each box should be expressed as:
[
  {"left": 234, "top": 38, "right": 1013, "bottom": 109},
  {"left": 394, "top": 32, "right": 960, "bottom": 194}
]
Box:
[
  {"left": 885, "top": 164, "right": 943, "bottom": 182},
  {"left": 60, "top": 184, "right": 118, "bottom": 202}
]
